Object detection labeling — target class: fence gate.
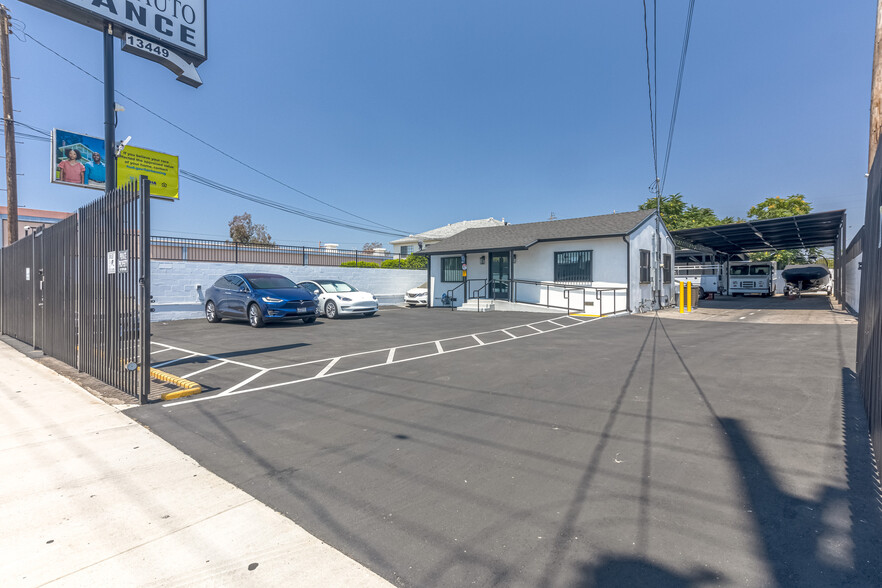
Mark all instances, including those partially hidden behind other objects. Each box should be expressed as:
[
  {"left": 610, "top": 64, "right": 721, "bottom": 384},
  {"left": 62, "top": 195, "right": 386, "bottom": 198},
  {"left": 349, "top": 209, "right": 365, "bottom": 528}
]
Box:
[{"left": 0, "top": 178, "right": 152, "bottom": 403}]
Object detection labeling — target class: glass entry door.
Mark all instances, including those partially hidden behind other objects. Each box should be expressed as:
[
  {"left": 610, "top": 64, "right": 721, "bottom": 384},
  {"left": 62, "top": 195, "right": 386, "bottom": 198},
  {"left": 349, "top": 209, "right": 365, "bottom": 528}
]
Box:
[{"left": 490, "top": 252, "right": 510, "bottom": 300}]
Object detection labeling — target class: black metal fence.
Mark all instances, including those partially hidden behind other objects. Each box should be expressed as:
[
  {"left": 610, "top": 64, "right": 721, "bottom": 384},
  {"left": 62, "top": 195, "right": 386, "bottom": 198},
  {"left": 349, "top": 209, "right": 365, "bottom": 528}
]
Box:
[
  {"left": 0, "top": 232, "right": 36, "bottom": 345},
  {"left": 0, "top": 179, "right": 151, "bottom": 403},
  {"left": 842, "top": 227, "right": 863, "bottom": 314},
  {"left": 150, "top": 236, "right": 411, "bottom": 267},
  {"left": 858, "top": 150, "right": 882, "bottom": 458},
  {"left": 40, "top": 214, "right": 78, "bottom": 367}
]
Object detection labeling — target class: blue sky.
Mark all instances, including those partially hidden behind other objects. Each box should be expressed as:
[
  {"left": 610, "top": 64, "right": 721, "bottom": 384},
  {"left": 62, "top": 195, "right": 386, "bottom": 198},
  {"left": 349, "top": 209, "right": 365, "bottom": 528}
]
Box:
[{"left": 4, "top": 1, "right": 875, "bottom": 248}]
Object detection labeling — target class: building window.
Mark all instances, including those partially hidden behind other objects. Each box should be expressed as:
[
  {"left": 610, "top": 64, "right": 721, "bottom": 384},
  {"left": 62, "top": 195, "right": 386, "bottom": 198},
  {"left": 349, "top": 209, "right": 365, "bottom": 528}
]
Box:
[
  {"left": 400, "top": 245, "right": 412, "bottom": 256},
  {"left": 441, "top": 257, "right": 461, "bottom": 282},
  {"left": 662, "top": 253, "right": 671, "bottom": 284},
  {"left": 554, "top": 250, "right": 592, "bottom": 282},
  {"left": 639, "top": 249, "right": 651, "bottom": 283}
]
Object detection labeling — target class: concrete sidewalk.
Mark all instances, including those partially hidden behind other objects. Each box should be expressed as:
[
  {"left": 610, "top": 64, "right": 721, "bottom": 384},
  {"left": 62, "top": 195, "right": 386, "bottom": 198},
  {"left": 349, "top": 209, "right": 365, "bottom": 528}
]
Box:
[{"left": 0, "top": 340, "right": 392, "bottom": 587}]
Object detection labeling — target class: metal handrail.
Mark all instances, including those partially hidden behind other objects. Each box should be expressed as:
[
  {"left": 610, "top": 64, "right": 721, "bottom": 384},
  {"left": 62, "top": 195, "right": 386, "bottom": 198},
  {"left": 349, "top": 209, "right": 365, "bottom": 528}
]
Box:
[
  {"left": 563, "top": 287, "right": 587, "bottom": 315},
  {"left": 446, "top": 278, "right": 628, "bottom": 315},
  {"left": 470, "top": 279, "right": 493, "bottom": 312},
  {"left": 594, "top": 287, "right": 628, "bottom": 316},
  {"left": 445, "top": 281, "right": 466, "bottom": 310}
]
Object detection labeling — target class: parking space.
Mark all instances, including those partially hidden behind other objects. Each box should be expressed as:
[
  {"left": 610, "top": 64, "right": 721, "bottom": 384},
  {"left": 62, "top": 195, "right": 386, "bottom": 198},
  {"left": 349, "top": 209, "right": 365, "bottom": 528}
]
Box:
[
  {"left": 149, "top": 308, "right": 597, "bottom": 405},
  {"left": 130, "top": 304, "right": 881, "bottom": 587},
  {"left": 658, "top": 292, "right": 857, "bottom": 324}
]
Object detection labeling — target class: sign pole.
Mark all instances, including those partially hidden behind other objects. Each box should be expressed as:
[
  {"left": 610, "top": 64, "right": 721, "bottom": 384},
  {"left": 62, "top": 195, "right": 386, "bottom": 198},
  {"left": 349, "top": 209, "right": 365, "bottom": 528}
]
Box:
[{"left": 103, "top": 22, "right": 115, "bottom": 193}]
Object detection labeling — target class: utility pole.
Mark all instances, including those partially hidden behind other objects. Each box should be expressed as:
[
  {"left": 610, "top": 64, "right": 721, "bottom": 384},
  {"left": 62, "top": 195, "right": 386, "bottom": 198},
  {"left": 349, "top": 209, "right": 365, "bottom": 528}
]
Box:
[
  {"left": 1, "top": 4, "right": 17, "bottom": 246},
  {"left": 870, "top": 0, "right": 882, "bottom": 171}
]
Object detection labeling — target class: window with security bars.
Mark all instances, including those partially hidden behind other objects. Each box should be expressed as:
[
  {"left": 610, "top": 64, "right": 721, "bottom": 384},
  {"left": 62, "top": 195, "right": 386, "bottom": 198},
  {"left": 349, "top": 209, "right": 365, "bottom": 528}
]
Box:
[
  {"left": 662, "top": 253, "right": 672, "bottom": 283},
  {"left": 640, "top": 249, "right": 651, "bottom": 283},
  {"left": 554, "top": 250, "right": 592, "bottom": 282},
  {"left": 442, "top": 257, "right": 461, "bottom": 282}
]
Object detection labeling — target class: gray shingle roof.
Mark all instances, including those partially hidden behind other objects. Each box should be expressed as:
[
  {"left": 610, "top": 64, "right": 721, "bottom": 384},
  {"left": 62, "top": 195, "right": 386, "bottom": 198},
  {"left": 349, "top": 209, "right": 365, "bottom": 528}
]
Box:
[
  {"left": 389, "top": 218, "right": 506, "bottom": 244},
  {"left": 419, "top": 209, "right": 656, "bottom": 255}
]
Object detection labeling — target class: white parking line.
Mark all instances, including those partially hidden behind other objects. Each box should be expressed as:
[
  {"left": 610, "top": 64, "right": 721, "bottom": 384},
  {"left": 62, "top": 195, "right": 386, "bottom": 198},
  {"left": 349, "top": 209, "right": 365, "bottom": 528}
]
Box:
[
  {"left": 181, "top": 363, "right": 224, "bottom": 380},
  {"left": 216, "top": 369, "right": 268, "bottom": 397},
  {"left": 163, "top": 314, "right": 607, "bottom": 408},
  {"left": 317, "top": 357, "right": 340, "bottom": 378},
  {"left": 150, "top": 341, "right": 263, "bottom": 370},
  {"left": 501, "top": 330, "right": 516, "bottom": 339},
  {"left": 149, "top": 348, "right": 175, "bottom": 355},
  {"left": 152, "top": 353, "right": 200, "bottom": 369}
]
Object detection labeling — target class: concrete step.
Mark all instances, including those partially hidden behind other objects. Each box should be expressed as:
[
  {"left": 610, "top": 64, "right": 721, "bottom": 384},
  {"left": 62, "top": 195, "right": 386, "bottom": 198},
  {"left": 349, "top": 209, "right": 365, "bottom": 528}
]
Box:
[{"left": 456, "top": 301, "right": 495, "bottom": 312}]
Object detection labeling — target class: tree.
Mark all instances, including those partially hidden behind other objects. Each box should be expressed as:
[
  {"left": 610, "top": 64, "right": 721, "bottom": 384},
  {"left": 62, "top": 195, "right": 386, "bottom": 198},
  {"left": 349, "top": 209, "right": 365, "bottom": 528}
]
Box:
[
  {"left": 746, "top": 195, "right": 820, "bottom": 269},
  {"left": 362, "top": 241, "right": 384, "bottom": 253},
  {"left": 638, "top": 193, "right": 727, "bottom": 230},
  {"left": 228, "top": 213, "right": 273, "bottom": 245},
  {"left": 747, "top": 194, "right": 812, "bottom": 220}
]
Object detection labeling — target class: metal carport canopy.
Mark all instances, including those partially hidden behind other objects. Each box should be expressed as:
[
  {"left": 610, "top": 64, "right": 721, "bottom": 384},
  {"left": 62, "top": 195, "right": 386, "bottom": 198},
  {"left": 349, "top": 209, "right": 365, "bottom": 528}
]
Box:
[{"left": 670, "top": 210, "right": 845, "bottom": 254}]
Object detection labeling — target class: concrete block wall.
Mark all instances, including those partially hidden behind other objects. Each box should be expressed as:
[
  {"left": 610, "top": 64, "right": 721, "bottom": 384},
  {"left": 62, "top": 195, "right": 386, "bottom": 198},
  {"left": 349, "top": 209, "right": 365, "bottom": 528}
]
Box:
[{"left": 151, "top": 261, "right": 427, "bottom": 321}]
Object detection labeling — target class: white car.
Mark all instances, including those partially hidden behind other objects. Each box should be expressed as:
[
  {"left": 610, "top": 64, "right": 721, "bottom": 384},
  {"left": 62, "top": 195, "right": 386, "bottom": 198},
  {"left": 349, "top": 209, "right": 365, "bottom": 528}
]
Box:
[
  {"left": 405, "top": 283, "right": 428, "bottom": 306},
  {"left": 297, "top": 279, "right": 378, "bottom": 319}
]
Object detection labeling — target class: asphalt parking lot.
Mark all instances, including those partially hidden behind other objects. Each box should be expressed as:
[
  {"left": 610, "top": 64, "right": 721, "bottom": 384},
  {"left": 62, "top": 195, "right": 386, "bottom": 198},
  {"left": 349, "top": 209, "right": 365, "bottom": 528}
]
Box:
[{"left": 130, "top": 305, "right": 882, "bottom": 587}]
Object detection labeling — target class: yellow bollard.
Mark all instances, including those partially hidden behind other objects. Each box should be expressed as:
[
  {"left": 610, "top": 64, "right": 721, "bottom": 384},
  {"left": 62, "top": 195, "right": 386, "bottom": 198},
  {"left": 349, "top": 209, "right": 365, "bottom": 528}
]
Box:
[
  {"left": 679, "top": 281, "right": 684, "bottom": 313},
  {"left": 687, "top": 280, "right": 692, "bottom": 312}
]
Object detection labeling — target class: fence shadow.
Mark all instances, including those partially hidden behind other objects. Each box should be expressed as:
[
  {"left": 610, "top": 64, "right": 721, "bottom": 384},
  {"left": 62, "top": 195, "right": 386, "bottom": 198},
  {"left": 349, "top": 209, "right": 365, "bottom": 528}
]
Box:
[{"left": 711, "top": 369, "right": 882, "bottom": 587}]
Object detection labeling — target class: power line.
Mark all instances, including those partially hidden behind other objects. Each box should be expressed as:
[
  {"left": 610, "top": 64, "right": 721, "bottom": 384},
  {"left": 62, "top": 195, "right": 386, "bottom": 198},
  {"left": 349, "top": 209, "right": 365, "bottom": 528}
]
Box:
[
  {"left": 7, "top": 120, "right": 408, "bottom": 238},
  {"left": 180, "top": 170, "right": 407, "bottom": 238},
  {"left": 19, "top": 30, "right": 412, "bottom": 235},
  {"left": 642, "top": 0, "right": 659, "bottom": 190},
  {"left": 659, "top": 0, "right": 696, "bottom": 196}
]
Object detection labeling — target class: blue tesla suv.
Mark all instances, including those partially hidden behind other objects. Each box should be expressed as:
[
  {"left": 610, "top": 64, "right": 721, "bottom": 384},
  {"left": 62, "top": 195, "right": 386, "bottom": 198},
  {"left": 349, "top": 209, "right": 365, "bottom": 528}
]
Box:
[{"left": 204, "top": 273, "right": 319, "bottom": 328}]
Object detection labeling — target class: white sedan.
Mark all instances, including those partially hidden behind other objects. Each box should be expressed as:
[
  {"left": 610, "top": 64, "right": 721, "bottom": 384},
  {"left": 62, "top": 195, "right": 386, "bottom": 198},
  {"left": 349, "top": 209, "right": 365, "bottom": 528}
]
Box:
[
  {"left": 405, "top": 283, "right": 428, "bottom": 306},
  {"left": 297, "top": 279, "right": 378, "bottom": 319}
]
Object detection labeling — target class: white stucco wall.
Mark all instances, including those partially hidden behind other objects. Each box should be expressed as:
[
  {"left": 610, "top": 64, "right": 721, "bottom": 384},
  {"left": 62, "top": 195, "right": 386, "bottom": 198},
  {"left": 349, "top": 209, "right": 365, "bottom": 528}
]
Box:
[
  {"left": 429, "top": 253, "right": 478, "bottom": 307},
  {"left": 628, "top": 217, "right": 675, "bottom": 312},
  {"left": 846, "top": 253, "right": 862, "bottom": 313},
  {"left": 427, "top": 213, "right": 672, "bottom": 314},
  {"left": 151, "top": 261, "right": 427, "bottom": 321}
]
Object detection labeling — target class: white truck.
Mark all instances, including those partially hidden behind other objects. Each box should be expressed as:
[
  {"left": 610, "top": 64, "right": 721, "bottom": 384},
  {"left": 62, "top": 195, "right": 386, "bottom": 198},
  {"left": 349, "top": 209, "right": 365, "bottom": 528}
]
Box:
[{"left": 727, "top": 261, "right": 776, "bottom": 297}]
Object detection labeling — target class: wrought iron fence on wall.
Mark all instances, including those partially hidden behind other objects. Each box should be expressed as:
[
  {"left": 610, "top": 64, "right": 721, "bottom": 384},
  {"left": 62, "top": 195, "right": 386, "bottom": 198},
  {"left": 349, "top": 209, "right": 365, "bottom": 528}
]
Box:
[
  {"left": 0, "top": 179, "right": 151, "bottom": 403},
  {"left": 150, "top": 236, "right": 412, "bottom": 268},
  {"left": 858, "top": 148, "right": 882, "bottom": 460}
]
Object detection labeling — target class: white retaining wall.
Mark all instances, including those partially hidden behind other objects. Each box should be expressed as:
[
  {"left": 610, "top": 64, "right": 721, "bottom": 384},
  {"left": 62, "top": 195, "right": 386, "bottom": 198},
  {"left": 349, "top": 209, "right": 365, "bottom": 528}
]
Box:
[{"left": 151, "top": 260, "right": 427, "bottom": 322}]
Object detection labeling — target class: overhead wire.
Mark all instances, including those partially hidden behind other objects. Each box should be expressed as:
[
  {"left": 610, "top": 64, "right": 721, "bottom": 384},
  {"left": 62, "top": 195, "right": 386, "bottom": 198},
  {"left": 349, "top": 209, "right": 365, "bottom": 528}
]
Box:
[
  {"left": 180, "top": 170, "right": 407, "bottom": 237},
  {"left": 659, "top": 0, "right": 696, "bottom": 196},
  {"left": 17, "top": 29, "right": 413, "bottom": 236},
  {"left": 10, "top": 121, "right": 408, "bottom": 237},
  {"left": 642, "top": 0, "right": 659, "bottom": 189}
]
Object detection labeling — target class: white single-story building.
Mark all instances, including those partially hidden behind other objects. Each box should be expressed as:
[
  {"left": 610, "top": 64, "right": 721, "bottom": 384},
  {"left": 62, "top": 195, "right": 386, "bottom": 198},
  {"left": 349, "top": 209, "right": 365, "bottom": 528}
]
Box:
[
  {"left": 390, "top": 217, "right": 506, "bottom": 256},
  {"left": 419, "top": 209, "right": 675, "bottom": 315}
]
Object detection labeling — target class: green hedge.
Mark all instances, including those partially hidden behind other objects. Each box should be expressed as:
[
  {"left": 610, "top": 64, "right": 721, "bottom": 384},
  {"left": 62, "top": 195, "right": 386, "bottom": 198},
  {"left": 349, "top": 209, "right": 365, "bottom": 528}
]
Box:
[
  {"left": 340, "top": 254, "right": 427, "bottom": 270},
  {"left": 381, "top": 254, "right": 427, "bottom": 270}
]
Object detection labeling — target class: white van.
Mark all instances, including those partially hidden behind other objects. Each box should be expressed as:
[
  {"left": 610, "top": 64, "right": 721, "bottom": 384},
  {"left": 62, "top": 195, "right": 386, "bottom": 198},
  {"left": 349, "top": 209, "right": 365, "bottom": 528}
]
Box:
[{"left": 727, "top": 261, "right": 776, "bottom": 297}]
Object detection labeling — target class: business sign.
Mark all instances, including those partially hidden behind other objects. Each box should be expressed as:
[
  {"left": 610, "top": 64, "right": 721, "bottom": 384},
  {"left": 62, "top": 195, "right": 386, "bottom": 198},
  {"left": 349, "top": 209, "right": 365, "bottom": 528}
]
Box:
[
  {"left": 117, "top": 145, "right": 179, "bottom": 200},
  {"left": 51, "top": 129, "right": 179, "bottom": 199},
  {"left": 122, "top": 30, "right": 201, "bottom": 87},
  {"left": 51, "top": 128, "right": 108, "bottom": 191},
  {"left": 20, "top": 0, "right": 207, "bottom": 63}
]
